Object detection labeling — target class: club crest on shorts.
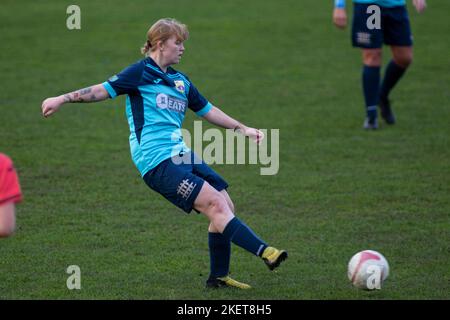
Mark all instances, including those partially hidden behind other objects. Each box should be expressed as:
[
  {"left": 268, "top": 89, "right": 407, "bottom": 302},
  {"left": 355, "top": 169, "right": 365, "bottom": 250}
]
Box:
[
  {"left": 177, "top": 179, "right": 197, "bottom": 199},
  {"left": 174, "top": 80, "right": 185, "bottom": 94}
]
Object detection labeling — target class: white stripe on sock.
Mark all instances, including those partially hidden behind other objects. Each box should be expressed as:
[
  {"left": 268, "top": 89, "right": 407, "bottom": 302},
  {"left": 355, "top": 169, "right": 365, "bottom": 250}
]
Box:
[{"left": 256, "top": 245, "right": 265, "bottom": 256}]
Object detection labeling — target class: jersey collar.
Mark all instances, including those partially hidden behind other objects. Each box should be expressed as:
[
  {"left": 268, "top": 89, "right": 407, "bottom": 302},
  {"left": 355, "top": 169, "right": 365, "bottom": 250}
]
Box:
[{"left": 144, "top": 57, "right": 177, "bottom": 87}]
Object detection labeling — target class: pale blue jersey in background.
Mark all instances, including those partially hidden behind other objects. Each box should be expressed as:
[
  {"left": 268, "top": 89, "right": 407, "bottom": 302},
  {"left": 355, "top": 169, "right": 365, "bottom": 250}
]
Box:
[{"left": 335, "top": 0, "right": 406, "bottom": 8}]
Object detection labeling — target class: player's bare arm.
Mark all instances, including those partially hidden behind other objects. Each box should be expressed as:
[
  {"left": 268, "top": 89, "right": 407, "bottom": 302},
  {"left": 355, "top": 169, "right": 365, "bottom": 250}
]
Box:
[
  {"left": 41, "top": 84, "right": 109, "bottom": 118},
  {"left": 333, "top": 0, "right": 347, "bottom": 29},
  {"left": 203, "top": 106, "right": 264, "bottom": 144}
]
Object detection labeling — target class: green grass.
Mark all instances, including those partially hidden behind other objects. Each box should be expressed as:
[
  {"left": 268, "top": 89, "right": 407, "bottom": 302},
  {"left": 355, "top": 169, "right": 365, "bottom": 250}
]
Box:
[{"left": 0, "top": 0, "right": 449, "bottom": 299}]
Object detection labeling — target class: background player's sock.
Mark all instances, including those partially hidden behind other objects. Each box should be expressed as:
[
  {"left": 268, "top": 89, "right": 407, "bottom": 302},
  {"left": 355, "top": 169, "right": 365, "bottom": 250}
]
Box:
[
  {"left": 222, "top": 217, "right": 268, "bottom": 257},
  {"left": 380, "top": 60, "right": 407, "bottom": 101},
  {"left": 208, "top": 232, "right": 230, "bottom": 278},
  {"left": 362, "top": 65, "right": 381, "bottom": 120}
]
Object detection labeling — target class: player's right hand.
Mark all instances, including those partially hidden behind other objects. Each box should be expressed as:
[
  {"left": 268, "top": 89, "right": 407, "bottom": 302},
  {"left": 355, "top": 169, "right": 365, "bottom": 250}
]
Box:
[
  {"left": 41, "top": 96, "right": 64, "bottom": 118},
  {"left": 333, "top": 8, "right": 347, "bottom": 29}
]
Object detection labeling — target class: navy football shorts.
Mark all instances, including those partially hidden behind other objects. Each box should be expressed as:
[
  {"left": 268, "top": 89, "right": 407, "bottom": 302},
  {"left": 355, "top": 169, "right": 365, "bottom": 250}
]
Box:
[
  {"left": 352, "top": 3, "right": 413, "bottom": 48},
  {"left": 143, "top": 151, "right": 228, "bottom": 213}
]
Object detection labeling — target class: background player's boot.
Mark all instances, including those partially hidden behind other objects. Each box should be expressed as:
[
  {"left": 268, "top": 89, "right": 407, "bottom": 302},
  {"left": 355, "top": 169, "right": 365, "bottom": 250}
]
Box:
[
  {"left": 206, "top": 276, "right": 251, "bottom": 289},
  {"left": 262, "top": 247, "right": 288, "bottom": 271},
  {"left": 363, "top": 117, "right": 378, "bottom": 130},
  {"left": 379, "top": 97, "right": 396, "bottom": 124}
]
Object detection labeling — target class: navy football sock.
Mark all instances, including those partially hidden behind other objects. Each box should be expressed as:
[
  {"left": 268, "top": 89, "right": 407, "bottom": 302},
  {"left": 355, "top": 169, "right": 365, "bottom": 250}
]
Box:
[
  {"left": 362, "top": 65, "right": 381, "bottom": 119},
  {"left": 208, "top": 232, "right": 230, "bottom": 278},
  {"left": 380, "top": 60, "right": 407, "bottom": 100},
  {"left": 222, "top": 217, "right": 268, "bottom": 257}
]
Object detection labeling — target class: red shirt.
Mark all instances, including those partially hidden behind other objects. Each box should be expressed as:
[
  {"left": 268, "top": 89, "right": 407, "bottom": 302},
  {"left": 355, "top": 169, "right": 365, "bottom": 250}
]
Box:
[{"left": 0, "top": 153, "right": 22, "bottom": 205}]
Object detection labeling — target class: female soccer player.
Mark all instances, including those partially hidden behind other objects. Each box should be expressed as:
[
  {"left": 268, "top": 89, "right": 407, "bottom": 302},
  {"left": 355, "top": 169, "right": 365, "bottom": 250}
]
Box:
[
  {"left": 333, "top": 0, "right": 426, "bottom": 129},
  {"left": 0, "top": 153, "right": 22, "bottom": 238},
  {"left": 41, "top": 18, "right": 287, "bottom": 289}
]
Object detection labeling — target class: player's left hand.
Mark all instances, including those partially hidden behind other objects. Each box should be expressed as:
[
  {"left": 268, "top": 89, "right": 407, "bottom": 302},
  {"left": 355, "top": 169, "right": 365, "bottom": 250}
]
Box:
[
  {"left": 242, "top": 127, "right": 265, "bottom": 145},
  {"left": 413, "top": 0, "right": 427, "bottom": 13}
]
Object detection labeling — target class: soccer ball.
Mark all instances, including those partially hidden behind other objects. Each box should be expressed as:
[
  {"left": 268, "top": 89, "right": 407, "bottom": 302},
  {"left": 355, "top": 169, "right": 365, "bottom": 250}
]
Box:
[{"left": 347, "top": 250, "right": 389, "bottom": 290}]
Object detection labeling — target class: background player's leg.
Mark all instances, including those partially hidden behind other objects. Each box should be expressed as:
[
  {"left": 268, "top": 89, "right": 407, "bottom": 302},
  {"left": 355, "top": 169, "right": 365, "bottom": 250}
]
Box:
[
  {"left": 362, "top": 48, "right": 382, "bottom": 129},
  {"left": 379, "top": 46, "right": 413, "bottom": 124},
  {"left": 390, "top": 45, "right": 413, "bottom": 69},
  {"left": 0, "top": 202, "right": 16, "bottom": 237}
]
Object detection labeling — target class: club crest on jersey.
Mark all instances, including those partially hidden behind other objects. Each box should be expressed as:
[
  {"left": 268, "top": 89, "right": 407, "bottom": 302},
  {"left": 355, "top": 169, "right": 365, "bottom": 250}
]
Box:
[{"left": 174, "top": 80, "right": 185, "bottom": 94}]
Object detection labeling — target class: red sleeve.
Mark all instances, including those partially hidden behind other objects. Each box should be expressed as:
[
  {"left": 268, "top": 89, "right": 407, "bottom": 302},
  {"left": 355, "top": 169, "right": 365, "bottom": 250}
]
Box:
[{"left": 0, "top": 153, "right": 23, "bottom": 205}]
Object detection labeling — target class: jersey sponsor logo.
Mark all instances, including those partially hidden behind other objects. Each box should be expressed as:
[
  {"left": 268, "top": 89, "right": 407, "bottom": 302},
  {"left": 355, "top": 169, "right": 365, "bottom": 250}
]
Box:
[
  {"left": 153, "top": 78, "right": 162, "bottom": 84},
  {"left": 156, "top": 93, "right": 186, "bottom": 113},
  {"left": 176, "top": 179, "right": 197, "bottom": 200},
  {"left": 174, "top": 80, "right": 185, "bottom": 94}
]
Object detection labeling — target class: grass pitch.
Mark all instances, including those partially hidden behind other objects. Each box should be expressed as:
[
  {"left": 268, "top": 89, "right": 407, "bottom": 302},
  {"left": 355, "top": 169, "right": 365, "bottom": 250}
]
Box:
[{"left": 0, "top": 0, "right": 449, "bottom": 299}]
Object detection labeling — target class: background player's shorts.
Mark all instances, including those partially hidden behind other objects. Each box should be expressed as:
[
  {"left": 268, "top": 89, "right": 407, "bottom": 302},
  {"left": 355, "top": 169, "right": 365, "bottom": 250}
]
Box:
[
  {"left": 0, "top": 153, "right": 22, "bottom": 205},
  {"left": 143, "top": 151, "right": 228, "bottom": 213},
  {"left": 352, "top": 3, "right": 413, "bottom": 48}
]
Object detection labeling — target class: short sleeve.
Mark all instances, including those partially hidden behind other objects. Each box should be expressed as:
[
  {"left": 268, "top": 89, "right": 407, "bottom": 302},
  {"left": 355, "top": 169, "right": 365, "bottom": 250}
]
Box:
[
  {"left": 187, "top": 82, "right": 212, "bottom": 116},
  {"left": 102, "top": 61, "right": 144, "bottom": 98},
  {"left": 0, "top": 154, "right": 22, "bottom": 205}
]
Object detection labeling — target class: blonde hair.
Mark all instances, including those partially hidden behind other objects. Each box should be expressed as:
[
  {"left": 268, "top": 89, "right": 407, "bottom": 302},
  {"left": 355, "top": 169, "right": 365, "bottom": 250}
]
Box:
[{"left": 141, "top": 18, "right": 189, "bottom": 56}]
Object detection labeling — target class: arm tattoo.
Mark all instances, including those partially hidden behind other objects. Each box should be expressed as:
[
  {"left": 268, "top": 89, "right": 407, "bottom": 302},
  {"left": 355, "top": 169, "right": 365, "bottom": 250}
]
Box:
[
  {"left": 63, "top": 94, "right": 72, "bottom": 103},
  {"left": 79, "top": 87, "right": 92, "bottom": 95},
  {"left": 65, "top": 86, "right": 96, "bottom": 103}
]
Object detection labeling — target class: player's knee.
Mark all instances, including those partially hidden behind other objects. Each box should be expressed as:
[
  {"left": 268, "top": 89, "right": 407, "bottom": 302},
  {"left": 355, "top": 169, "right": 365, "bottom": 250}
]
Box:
[
  {"left": 363, "top": 50, "right": 382, "bottom": 66},
  {"left": 394, "top": 54, "right": 413, "bottom": 68},
  {"left": 0, "top": 225, "right": 14, "bottom": 238},
  {"left": 207, "top": 193, "right": 229, "bottom": 215}
]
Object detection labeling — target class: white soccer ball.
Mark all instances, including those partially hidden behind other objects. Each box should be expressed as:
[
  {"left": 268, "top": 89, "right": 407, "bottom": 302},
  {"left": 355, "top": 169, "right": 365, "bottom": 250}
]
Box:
[{"left": 347, "top": 250, "right": 389, "bottom": 290}]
